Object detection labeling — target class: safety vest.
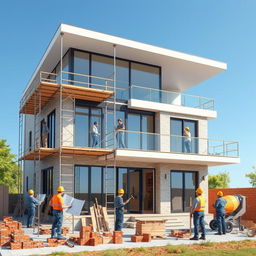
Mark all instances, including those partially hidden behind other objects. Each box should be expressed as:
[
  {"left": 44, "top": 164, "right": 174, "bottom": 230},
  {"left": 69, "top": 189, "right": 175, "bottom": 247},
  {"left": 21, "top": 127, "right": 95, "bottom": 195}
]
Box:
[
  {"left": 195, "top": 195, "right": 206, "bottom": 212},
  {"left": 50, "top": 193, "right": 64, "bottom": 210}
]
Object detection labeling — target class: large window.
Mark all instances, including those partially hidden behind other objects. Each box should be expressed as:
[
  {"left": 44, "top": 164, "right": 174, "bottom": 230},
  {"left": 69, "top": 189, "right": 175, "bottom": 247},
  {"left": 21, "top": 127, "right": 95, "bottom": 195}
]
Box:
[
  {"left": 75, "top": 106, "right": 102, "bottom": 147},
  {"left": 170, "top": 118, "right": 198, "bottom": 153},
  {"left": 75, "top": 166, "right": 155, "bottom": 214},
  {"left": 41, "top": 167, "right": 53, "bottom": 195},
  {"left": 170, "top": 171, "right": 198, "bottom": 213}
]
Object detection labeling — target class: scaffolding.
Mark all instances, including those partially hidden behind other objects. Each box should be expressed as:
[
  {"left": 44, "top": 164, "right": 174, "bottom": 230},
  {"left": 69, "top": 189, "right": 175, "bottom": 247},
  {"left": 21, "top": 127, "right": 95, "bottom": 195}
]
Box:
[{"left": 18, "top": 33, "right": 119, "bottom": 224}]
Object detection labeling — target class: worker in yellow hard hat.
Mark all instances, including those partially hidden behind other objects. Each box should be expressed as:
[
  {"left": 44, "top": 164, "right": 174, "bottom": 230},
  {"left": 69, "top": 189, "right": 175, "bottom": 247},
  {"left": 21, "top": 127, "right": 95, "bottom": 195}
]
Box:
[
  {"left": 213, "top": 191, "right": 227, "bottom": 235},
  {"left": 190, "top": 187, "right": 206, "bottom": 240},
  {"left": 183, "top": 126, "right": 192, "bottom": 153},
  {"left": 26, "top": 189, "right": 39, "bottom": 228},
  {"left": 49, "top": 186, "right": 72, "bottom": 239},
  {"left": 114, "top": 188, "right": 133, "bottom": 231}
]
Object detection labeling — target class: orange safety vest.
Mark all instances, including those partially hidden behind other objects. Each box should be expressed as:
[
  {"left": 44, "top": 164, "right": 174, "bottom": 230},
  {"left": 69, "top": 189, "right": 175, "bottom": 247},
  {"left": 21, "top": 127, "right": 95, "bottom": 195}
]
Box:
[
  {"left": 50, "top": 193, "right": 64, "bottom": 210},
  {"left": 195, "top": 195, "right": 206, "bottom": 212}
]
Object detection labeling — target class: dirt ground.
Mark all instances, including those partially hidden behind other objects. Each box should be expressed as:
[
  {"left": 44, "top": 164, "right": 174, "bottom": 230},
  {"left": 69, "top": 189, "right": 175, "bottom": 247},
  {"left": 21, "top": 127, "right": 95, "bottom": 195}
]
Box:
[{"left": 32, "top": 240, "right": 256, "bottom": 256}]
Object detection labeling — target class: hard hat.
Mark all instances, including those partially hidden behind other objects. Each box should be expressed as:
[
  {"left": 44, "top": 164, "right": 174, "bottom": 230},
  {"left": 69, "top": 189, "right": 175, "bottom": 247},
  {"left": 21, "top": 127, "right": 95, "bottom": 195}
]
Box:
[
  {"left": 118, "top": 188, "right": 124, "bottom": 194},
  {"left": 57, "top": 186, "right": 65, "bottom": 192},
  {"left": 185, "top": 126, "right": 190, "bottom": 131},
  {"left": 196, "top": 187, "right": 203, "bottom": 195},
  {"left": 217, "top": 191, "right": 223, "bottom": 197},
  {"left": 28, "top": 189, "right": 34, "bottom": 195}
]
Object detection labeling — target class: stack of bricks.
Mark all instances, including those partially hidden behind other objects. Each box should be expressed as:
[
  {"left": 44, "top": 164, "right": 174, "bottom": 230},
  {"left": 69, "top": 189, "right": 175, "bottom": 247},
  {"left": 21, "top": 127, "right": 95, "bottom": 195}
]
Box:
[
  {"left": 169, "top": 229, "right": 190, "bottom": 239},
  {"left": 113, "top": 231, "right": 123, "bottom": 244},
  {"left": 40, "top": 226, "right": 70, "bottom": 235},
  {"left": 131, "top": 233, "right": 152, "bottom": 242},
  {"left": 0, "top": 216, "right": 44, "bottom": 250}
]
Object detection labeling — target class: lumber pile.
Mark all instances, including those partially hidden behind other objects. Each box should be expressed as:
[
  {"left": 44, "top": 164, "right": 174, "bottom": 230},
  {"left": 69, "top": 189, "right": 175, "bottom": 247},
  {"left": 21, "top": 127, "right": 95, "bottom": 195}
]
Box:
[
  {"left": 69, "top": 225, "right": 123, "bottom": 246},
  {"left": 90, "top": 198, "right": 110, "bottom": 232},
  {"left": 135, "top": 219, "right": 166, "bottom": 238},
  {"left": 169, "top": 229, "right": 190, "bottom": 239},
  {"left": 0, "top": 216, "right": 43, "bottom": 250}
]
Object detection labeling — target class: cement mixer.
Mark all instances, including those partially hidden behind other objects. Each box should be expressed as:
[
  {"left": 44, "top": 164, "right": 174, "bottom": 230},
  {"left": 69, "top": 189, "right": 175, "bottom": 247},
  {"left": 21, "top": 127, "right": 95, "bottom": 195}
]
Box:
[{"left": 209, "top": 194, "right": 246, "bottom": 233}]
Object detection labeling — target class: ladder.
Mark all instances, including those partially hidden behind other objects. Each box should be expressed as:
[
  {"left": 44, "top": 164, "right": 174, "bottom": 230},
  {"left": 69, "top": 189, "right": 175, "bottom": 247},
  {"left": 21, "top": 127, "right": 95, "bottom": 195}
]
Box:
[{"left": 104, "top": 165, "right": 115, "bottom": 213}]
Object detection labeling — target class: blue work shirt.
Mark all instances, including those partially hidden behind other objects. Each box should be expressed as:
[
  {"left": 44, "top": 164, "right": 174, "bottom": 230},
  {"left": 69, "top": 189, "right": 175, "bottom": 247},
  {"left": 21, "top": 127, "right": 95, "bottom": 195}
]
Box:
[
  {"left": 214, "top": 197, "right": 226, "bottom": 214},
  {"left": 114, "top": 196, "right": 125, "bottom": 212},
  {"left": 27, "top": 195, "right": 39, "bottom": 209}
]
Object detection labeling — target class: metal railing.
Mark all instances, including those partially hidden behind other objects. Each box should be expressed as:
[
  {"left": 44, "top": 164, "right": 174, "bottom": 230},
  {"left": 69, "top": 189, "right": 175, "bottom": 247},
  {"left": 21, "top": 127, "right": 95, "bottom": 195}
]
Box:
[
  {"left": 21, "top": 70, "right": 215, "bottom": 111},
  {"left": 130, "top": 85, "right": 215, "bottom": 110},
  {"left": 85, "top": 130, "right": 239, "bottom": 158}
]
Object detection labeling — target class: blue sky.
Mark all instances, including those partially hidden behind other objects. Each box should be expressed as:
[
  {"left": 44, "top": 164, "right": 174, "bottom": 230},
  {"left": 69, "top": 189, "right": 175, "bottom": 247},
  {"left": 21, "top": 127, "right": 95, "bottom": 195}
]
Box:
[{"left": 0, "top": 0, "right": 255, "bottom": 187}]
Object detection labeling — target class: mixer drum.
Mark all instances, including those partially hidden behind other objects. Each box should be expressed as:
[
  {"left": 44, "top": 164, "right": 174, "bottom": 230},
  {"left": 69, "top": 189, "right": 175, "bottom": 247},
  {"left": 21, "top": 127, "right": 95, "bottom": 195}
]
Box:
[{"left": 223, "top": 195, "right": 240, "bottom": 214}]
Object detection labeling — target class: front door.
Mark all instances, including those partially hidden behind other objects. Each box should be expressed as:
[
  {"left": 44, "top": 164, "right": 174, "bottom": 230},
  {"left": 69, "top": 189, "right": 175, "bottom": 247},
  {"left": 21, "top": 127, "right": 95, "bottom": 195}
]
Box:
[{"left": 127, "top": 168, "right": 154, "bottom": 213}]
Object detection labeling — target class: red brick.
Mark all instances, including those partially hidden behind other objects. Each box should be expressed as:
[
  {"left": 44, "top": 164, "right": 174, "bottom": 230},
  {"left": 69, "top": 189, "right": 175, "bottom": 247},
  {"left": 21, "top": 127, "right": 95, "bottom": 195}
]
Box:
[
  {"left": 0, "top": 237, "right": 11, "bottom": 247},
  {"left": 22, "top": 241, "right": 33, "bottom": 249},
  {"left": 131, "top": 235, "right": 143, "bottom": 242},
  {"left": 113, "top": 231, "right": 123, "bottom": 237},
  {"left": 113, "top": 236, "right": 123, "bottom": 244},
  {"left": 10, "top": 242, "right": 22, "bottom": 250},
  {"left": 3, "top": 216, "right": 13, "bottom": 222},
  {"left": 77, "top": 238, "right": 90, "bottom": 246},
  {"left": 58, "top": 239, "right": 67, "bottom": 245},
  {"left": 103, "top": 232, "right": 113, "bottom": 237},
  {"left": 142, "top": 233, "right": 152, "bottom": 242},
  {"left": 90, "top": 232, "right": 100, "bottom": 238},
  {"left": 81, "top": 226, "right": 92, "bottom": 232},
  {"left": 33, "top": 240, "right": 44, "bottom": 248},
  {"left": 48, "top": 242, "right": 58, "bottom": 247},
  {"left": 89, "top": 237, "right": 103, "bottom": 246},
  {"left": 80, "top": 231, "right": 90, "bottom": 239},
  {"left": 47, "top": 238, "right": 58, "bottom": 243},
  {"left": 0, "top": 229, "right": 10, "bottom": 236},
  {"left": 12, "top": 229, "right": 24, "bottom": 235}
]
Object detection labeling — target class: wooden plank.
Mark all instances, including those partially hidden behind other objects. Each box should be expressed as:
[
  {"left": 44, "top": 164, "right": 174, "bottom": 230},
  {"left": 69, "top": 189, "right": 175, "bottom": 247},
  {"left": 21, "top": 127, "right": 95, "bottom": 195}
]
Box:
[
  {"left": 90, "top": 206, "right": 98, "bottom": 232},
  {"left": 102, "top": 207, "right": 110, "bottom": 232}
]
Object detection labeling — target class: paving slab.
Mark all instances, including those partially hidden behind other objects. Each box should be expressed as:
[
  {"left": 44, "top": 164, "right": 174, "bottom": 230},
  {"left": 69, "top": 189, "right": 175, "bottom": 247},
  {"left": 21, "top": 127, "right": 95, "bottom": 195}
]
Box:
[{"left": 1, "top": 226, "right": 256, "bottom": 256}]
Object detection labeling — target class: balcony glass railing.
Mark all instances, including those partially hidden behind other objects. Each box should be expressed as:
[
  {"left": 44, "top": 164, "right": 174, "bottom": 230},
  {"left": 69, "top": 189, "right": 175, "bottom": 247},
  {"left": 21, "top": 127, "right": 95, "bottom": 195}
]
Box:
[
  {"left": 130, "top": 85, "right": 215, "bottom": 110},
  {"left": 38, "top": 71, "right": 214, "bottom": 110},
  {"left": 104, "top": 131, "right": 239, "bottom": 157}
]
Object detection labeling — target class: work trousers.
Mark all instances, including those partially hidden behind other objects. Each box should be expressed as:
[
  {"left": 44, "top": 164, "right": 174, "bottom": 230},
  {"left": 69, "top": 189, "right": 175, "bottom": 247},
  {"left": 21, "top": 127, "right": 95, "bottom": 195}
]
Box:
[
  {"left": 116, "top": 132, "right": 126, "bottom": 148},
  {"left": 27, "top": 207, "right": 35, "bottom": 227},
  {"left": 193, "top": 211, "right": 205, "bottom": 238},
  {"left": 51, "top": 210, "right": 63, "bottom": 238},
  {"left": 216, "top": 212, "right": 226, "bottom": 234},
  {"left": 115, "top": 209, "right": 124, "bottom": 231},
  {"left": 184, "top": 140, "right": 191, "bottom": 153},
  {"left": 92, "top": 134, "right": 99, "bottom": 147},
  {"left": 42, "top": 134, "right": 48, "bottom": 148}
]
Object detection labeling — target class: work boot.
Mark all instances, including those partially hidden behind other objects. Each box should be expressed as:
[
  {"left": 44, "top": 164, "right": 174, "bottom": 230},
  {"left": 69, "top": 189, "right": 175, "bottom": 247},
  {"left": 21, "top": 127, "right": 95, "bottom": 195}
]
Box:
[
  {"left": 190, "top": 237, "right": 199, "bottom": 240},
  {"left": 199, "top": 235, "right": 206, "bottom": 240},
  {"left": 214, "top": 233, "right": 222, "bottom": 235}
]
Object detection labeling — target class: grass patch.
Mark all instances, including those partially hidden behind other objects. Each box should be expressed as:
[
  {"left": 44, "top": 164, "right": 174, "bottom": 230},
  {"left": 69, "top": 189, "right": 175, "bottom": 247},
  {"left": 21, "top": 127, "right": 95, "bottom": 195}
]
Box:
[
  {"left": 102, "top": 249, "right": 125, "bottom": 256},
  {"left": 51, "top": 252, "right": 66, "bottom": 256},
  {"left": 199, "top": 241, "right": 214, "bottom": 247},
  {"left": 166, "top": 244, "right": 188, "bottom": 254},
  {"left": 136, "top": 247, "right": 148, "bottom": 252}
]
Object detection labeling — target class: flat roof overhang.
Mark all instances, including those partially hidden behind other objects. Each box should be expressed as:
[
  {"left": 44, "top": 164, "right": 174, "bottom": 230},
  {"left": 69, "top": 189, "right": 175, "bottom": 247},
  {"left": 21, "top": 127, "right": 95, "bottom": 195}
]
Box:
[
  {"left": 22, "top": 24, "right": 227, "bottom": 99},
  {"left": 113, "top": 149, "right": 240, "bottom": 167}
]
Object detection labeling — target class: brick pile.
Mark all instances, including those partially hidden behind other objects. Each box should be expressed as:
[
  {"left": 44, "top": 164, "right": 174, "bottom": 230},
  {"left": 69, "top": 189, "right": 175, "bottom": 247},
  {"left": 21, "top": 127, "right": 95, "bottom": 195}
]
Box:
[
  {"left": 131, "top": 233, "right": 152, "bottom": 242},
  {"left": 40, "top": 226, "right": 70, "bottom": 235},
  {"left": 0, "top": 216, "right": 44, "bottom": 250},
  {"left": 70, "top": 225, "right": 123, "bottom": 246},
  {"left": 169, "top": 229, "right": 190, "bottom": 238}
]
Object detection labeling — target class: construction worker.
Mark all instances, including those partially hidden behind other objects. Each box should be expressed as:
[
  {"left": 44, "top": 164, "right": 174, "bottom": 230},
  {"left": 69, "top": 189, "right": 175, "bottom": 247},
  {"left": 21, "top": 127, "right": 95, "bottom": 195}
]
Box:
[
  {"left": 190, "top": 187, "right": 206, "bottom": 240},
  {"left": 114, "top": 188, "right": 132, "bottom": 231},
  {"left": 213, "top": 191, "right": 227, "bottom": 235},
  {"left": 49, "top": 186, "right": 71, "bottom": 239},
  {"left": 26, "top": 189, "right": 39, "bottom": 228},
  {"left": 183, "top": 126, "right": 192, "bottom": 153}
]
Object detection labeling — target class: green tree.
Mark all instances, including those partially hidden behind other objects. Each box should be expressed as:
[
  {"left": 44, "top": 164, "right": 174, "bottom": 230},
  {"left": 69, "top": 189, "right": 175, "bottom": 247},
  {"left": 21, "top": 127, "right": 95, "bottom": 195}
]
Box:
[
  {"left": 245, "top": 166, "right": 256, "bottom": 187},
  {"left": 208, "top": 171, "right": 230, "bottom": 189},
  {"left": 0, "top": 139, "right": 20, "bottom": 193}
]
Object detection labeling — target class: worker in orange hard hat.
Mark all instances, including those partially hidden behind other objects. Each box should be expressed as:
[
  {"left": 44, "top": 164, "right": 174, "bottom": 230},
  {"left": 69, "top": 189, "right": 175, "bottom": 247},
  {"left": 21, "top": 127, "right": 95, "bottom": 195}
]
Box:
[
  {"left": 26, "top": 189, "right": 39, "bottom": 228},
  {"left": 190, "top": 187, "right": 206, "bottom": 240},
  {"left": 49, "top": 186, "right": 72, "bottom": 239},
  {"left": 114, "top": 188, "right": 133, "bottom": 231},
  {"left": 213, "top": 191, "right": 227, "bottom": 235}
]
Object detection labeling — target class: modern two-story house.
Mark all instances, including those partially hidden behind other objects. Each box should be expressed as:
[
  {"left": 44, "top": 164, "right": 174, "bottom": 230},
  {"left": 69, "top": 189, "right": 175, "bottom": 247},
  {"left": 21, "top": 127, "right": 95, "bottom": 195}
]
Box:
[{"left": 19, "top": 24, "right": 239, "bottom": 221}]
